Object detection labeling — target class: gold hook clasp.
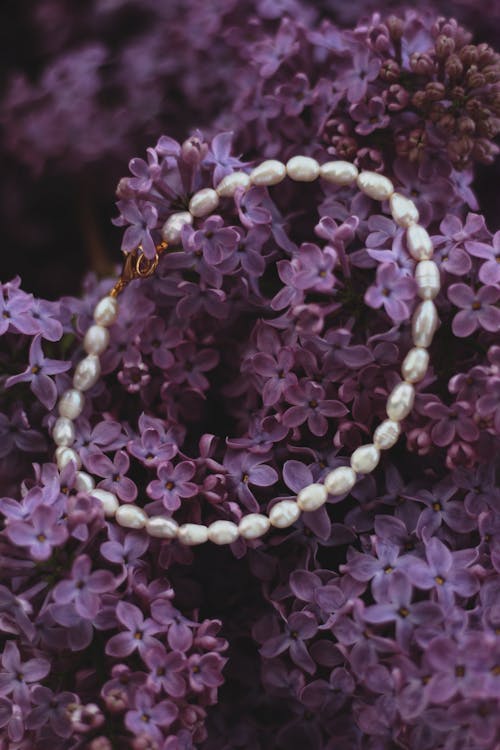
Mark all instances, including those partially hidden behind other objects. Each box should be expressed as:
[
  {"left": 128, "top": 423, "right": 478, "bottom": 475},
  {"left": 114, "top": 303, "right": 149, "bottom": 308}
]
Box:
[{"left": 109, "top": 241, "right": 168, "bottom": 298}]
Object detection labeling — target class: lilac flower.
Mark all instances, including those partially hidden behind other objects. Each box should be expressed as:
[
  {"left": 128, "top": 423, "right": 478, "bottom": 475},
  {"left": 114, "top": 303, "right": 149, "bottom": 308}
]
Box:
[
  {"left": 466, "top": 230, "right": 500, "bottom": 285},
  {"left": 125, "top": 687, "right": 178, "bottom": 742},
  {"left": 206, "top": 131, "right": 247, "bottom": 185},
  {"left": 259, "top": 612, "right": 318, "bottom": 674},
  {"left": 190, "top": 216, "right": 239, "bottom": 265},
  {"left": 447, "top": 283, "right": 500, "bottom": 337},
  {"left": 186, "top": 653, "right": 226, "bottom": 692},
  {"left": 0, "top": 282, "right": 34, "bottom": 336},
  {"left": 424, "top": 634, "right": 488, "bottom": 703},
  {"left": 335, "top": 43, "right": 381, "bottom": 103},
  {"left": 26, "top": 686, "right": 77, "bottom": 738},
  {"left": 282, "top": 380, "right": 347, "bottom": 437},
  {"left": 144, "top": 646, "right": 186, "bottom": 697},
  {"left": 6, "top": 504, "right": 68, "bottom": 560},
  {"left": 223, "top": 450, "right": 278, "bottom": 511},
  {"left": 106, "top": 601, "right": 162, "bottom": 658},
  {"left": 364, "top": 263, "right": 416, "bottom": 323},
  {"left": 405, "top": 537, "right": 479, "bottom": 604},
  {"left": 100, "top": 529, "right": 149, "bottom": 567},
  {"left": 0, "top": 642, "right": 50, "bottom": 705},
  {"left": 116, "top": 200, "right": 158, "bottom": 259},
  {"left": 252, "top": 18, "right": 299, "bottom": 78},
  {"left": 128, "top": 424, "right": 178, "bottom": 468},
  {"left": 5, "top": 334, "right": 70, "bottom": 409},
  {"left": 52, "top": 555, "right": 115, "bottom": 619},
  {"left": 350, "top": 96, "right": 390, "bottom": 135},
  {"left": 432, "top": 213, "right": 487, "bottom": 276},
  {"left": 146, "top": 461, "right": 198, "bottom": 512},
  {"left": 168, "top": 343, "right": 219, "bottom": 392},
  {"left": 85, "top": 449, "right": 137, "bottom": 502},
  {"left": 151, "top": 600, "right": 195, "bottom": 652},
  {"left": 252, "top": 347, "right": 298, "bottom": 406},
  {"left": 423, "top": 399, "right": 480, "bottom": 447}
]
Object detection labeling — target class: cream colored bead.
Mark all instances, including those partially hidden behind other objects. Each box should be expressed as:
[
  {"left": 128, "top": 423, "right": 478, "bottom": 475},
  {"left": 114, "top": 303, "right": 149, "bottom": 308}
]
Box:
[
  {"left": 84, "top": 324, "right": 110, "bottom": 356},
  {"left": 350, "top": 444, "right": 380, "bottom": 474},
  {"left": 188, "top": 188, "right": 219, "bottom": 218},
  {"left": 73, "top": 355, "right": 101, "bottom": 392},
  {"left": 238, "top": 513, "right": 271, "bottom": 540},
  {"left": 401, "top": 347, "right": 429, "bottom": 383},
  {"left": 320, "top": 160, "right": 358, "bottom": 185},
  {"left": 161, "top": 211, "right": 193, "bottom": 244},
  {"left": 58, "top": 389, "right": 85, "bottom": 419},
  {"left": 415, "top": 260, "right": 440, "bottom": 300},
  {"left": 146, "top": 516, "right": 179, "bottom": 539},
  {"left": 52, "top": 416, "right": 75, "bottom": 447},
  {"left": 250, "top": 159, "right": 286, "bottom": 186},
  {"left": 115, "top": 504, "right": 147, "bottom": 529},
  {"left": 91, "top": 488, "right": 119, "bottom": 517},
  {"left": 390, "top": 192, "right": 419, "bottom": 227},
  {"left": 216, "top": 171, "right": 251, "bottom": 197},
  {"left": 412, "top": 300, "right": 438, "bottom": 347},
  {"left": 55, "top": 446, "right": 82, "bottom": 470},
  {"left": 269, "top": 500, "right": 300, "bottom": 528},
  {"left": 406, "top": 224, "right": 433, "bottom": 260},
  {"left": 324, "top": 466, "right": 357, "bottom": 496},
  {"left": 207, "top": 520, "right": 239, "bottom": 545},
  {"left": 286, "top": 155, "right": 320, "bottom": 182},
  {"left": 357, "top": 171, "right": 394, "bottom": 201},
  {"left": 178, "top": 523, "right": 209, "bottom": 546},
  {"left": 387, "top": 382, "right": 415, "bottom": 421},
  {"left": 373, "top": 419, "right": 401, "bottom": 450},
  {"left": 75, "top": 471, "right": 95, "bottom": 493},
  {"left": 93, "top": 296, "right": 118, "bottom": 327},
  {"left": 297, "top": 483, "right": 328, "bottom": 512}
]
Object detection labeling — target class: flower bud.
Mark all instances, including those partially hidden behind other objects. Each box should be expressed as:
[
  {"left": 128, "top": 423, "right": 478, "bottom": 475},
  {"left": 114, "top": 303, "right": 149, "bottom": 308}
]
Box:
[
  {"left": 445, "top": 54, "right": 463, "bottom": 80},
  {"left": 386, "top": 15, "right": 404, "bottom": 40},
  {"left": 379, "top": 59, "right": 400, "bottom": 83},
  {"left": 410, "top": 52, "right": 434, "bottom": 76},
  {"left": 435, "top": 34, "right": 455, "bottom": 59}
]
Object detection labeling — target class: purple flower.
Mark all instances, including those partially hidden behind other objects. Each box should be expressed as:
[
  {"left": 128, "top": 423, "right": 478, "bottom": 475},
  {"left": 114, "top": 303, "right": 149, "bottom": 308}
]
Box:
[
  {"left": 252, "top": 17, "right": 299, "bottom": 78},
  {"left": 186, "top": 652, "right": 226, "bottom": 692},
  {"left": 26, "top": 686, "right": 77, "bottom": 738},
  {"left": 151, "top": 600, "right": 195, "bottom": 652},
  {"left": 424, "top": 634, "right": 488, "bottom": 703},
  {"left": 144, "top": 646, "right": 186, "bottom": 697},
  {"left": 466, "top": 230, "right": 500, "bottom": 285},
  {"left": 423, "top": 399, "right": 480, "bottom": 447},
  {"left": 364, "top": 263, "right": 416, "bottom": 323},
  {"left": 350, "top": 96, "right": 390, "bottom": 135},
  {"left": 190, "top": 215, "right": 239, "bottom": 265},
  {"left": 282, "top": 380, "right": 347, "bottom": 437},
  {"left": 205, "top": 131, "right": 248, "bottom": 185},
  {"left": 259, "top": 612, "right": 318, "bottom": 674},
  {"left": 125, "top": 687, "right": 178, "bottom": 742},
  {"left": 405, "top": 537, "right": 479, "bottom": 605},
  {"left": 147, "top": 461, "right": 198, "bottom": 512},
  {"left": 223, "top": 450, "right": 278, "bottom": 511},
  {"left": 100, "top": 529, "right": 149, "bottom": 566},
  {"left": 0, "top": 641, "right": 50, "bottom": 705},
  {"left": 52, "top": 554, "right": 115, "bottom": 619},
  {"left": 106, "top": 601, "right": 162, "bottom": 658},
  {"left": 0, "top": 282, "right": 34, "bottom": 336},
  {"left": 6, "top": 504, "right": 68, "bottom": 561},
  {"left": 5, "top": 334, "right": 70, "bottom": 409},
  {"left": 85, "top": 449, "right": 137, "bottom": 502},
  {"left": 336, "top": 43, "right": 381, "bottom": 103},
  {"left": 447, "top": 283, "right": 500, "bottom": 337},
  {"left": 252, "top": 347, "right": 298, "bottom": 407},
  {"left": 116, "top": 200, "right": 158, "bottom": 259},
  {"left": 432, "top": 213, "right": 487, "bottom": 276}
]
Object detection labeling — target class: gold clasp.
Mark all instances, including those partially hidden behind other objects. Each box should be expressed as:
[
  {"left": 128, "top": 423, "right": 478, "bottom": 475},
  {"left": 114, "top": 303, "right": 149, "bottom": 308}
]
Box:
[{"left": 109, "top": 241, "right": 168, "bottom": 298}]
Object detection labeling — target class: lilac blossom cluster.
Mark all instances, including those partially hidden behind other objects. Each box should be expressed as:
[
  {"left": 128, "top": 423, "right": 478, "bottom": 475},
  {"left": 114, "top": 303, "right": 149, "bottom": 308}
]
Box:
[{"left": 0, "top": 5, "right": 500, "bottom": 750}]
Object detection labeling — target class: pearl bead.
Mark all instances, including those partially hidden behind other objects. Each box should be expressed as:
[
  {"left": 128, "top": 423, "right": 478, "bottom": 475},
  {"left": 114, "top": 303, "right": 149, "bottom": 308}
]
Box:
[
  {"left": 386, "top": 382, "right": 415, "bottom": 421},
  {"left": 146, "top": 516, "right": 179, "bottom": 539},
  {"left": 373, "top": 419, "right": 401, "bottom": 450},
  {"left": 115, "top": 504, "right": 147, "bottom": 529},
  {"left": 55, "top": 446, "right": 81, "bottom": 470},
  {"left": 188, "top": 188, "right": 219, "bottom": 218},
  {"left": 84, "top": 325, "right": 110, "bottom": 355},
  {"left": 91, "top": 489, "right": 119, "bottom": 516},
  {"left": 412, "top": 300, "right": 438, "bottom": 348},
  {"left": 401, "top": 347, "right": 429, "bottom": 383},
  {"left": 357, "top": 171, "right": 394, "bottom": 201},
  {"left": 216, "top": 171, "right": 251, "bottom": 197},
  {"left": 73, "top": 355, "right": 101, "bottom": 392},
  {"left": 250, "top": 159, "right": 286, "bottom": 186},
  {"left": 93, "top": 296, "right": 118, "bottom": 327},
  {"left": 207, "top": 520, "right": 239, "bottom": 545},
  {"left": 297, "top": 483, "right": 328, "bottom": 512},
  {"left": 161, "top": 211, "right": 193, "bottom": 244},
  {"left": 58, "top": 389, "right": 85, "bottom": 419},
  {"left": 75, "top": 471, "right": 95, "bottom": 493},
  {"left": 269, "top": 500, "right": 300, "bottom": 528},
  {"left": 286, "top": 155, "right": 320, "bottom": 182},
  {"left": 350, "top": 444, "right": 380, "bottom": 474},
  {"left": 238, "top": 514, "right": 271, "bottom": 540},
  {"left": 178, "top": 523, "right": 208, "bottom": 546},
  {"left": 324, "top": 466, "right": 356, "bottom": 496},
  {"left": 415, "top": 260, "right": 440, "bottom": 300},
  {"left": 52, "top": 417, "right": 75, "bottom": 447},
  {"left": 390, "top": 192, "right": 419, "bottom": 227},
  {"left": 406, "top": 224, "right": 433, "bottom": 260},
  {"left": 320, "top": 160, "right": 358, "bottom": 185}
]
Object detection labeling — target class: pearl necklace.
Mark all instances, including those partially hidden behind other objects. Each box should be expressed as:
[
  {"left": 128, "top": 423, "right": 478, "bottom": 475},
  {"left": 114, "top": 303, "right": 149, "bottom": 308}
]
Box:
[{"left": 51, "top": 157, "right": 440, "bottom": 546}]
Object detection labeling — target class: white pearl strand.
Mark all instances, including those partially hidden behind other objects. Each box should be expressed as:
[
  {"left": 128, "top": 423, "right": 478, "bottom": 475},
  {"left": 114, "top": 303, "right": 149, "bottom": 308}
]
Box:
[{"left": 52, "top": 158, "right": 440, "bottom": 545}]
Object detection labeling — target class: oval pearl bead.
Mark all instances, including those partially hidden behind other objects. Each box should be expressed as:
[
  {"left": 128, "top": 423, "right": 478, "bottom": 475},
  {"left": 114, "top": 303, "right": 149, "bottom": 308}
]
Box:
[
  {"left": 146, "top": 516, "right": 179, "bottom": 539},
  {"left": 320, "top": 160, "right": 358, "bottom": 185},
  {"left": 350, "top": 444, "right": 380, "bottom": 474},
  {"left": 324, "top": 466, "right": 356, "bottom": 496},
  {"left": 161, "top": 211, "right": 193, "bottom": 244},
  {"left": 58, "top": 389, "right": 85, "bottom": 419},
  {"left": 401, "top": 347, "right": 429, "bottom": 383},
  {"left": 373, "top": 419, "right": 401, "bottom": 450},
  {"left": 91, "top": 489, "right": 119, "bottom": 516},
  {"left": 269, "top": 500, "right": 301, "bottom": 528},
  {"left": 406, "top": 224, "right": 433, "bottom": 260},
  {"left": 386, "top": 382, "right": 415, "bottom": 421},
  {"left": 412, "top": 300, "right": 438, "bottom": 347},
  {"left": 75, "top": 471, "right": 95, "bottom": 493},
  {"left": 286, "top": 155, "right": 320, "bottom": 182},
  {"left": 297, "top": 483, "right": 328, "bottom": 512},
  {"left": 178, "top": 523, "right": 208, "bottom": 546},
  {"left": 357, "top": 171, "right": 394, "bottom": 201},
  {"left": 189, "top": 188, "right": 219, "bottom": 218},
  {"left": 415, "top": 260, "right": 440, "bottom": 300},
  {"left": 55, "top": 446, "right": 81, "bottom": 470},
  {"left": 238, "top": 513, "right": 271, "bottom": 540},
  {"left": 84, "top": 324, "right": 110, "bottom": 355},
  {"left": 390, "top": 192, "right": 419, "bottom": 227},
  {"left": 94, "top": 296, "right": 118, "bottom": 327},
  {"left": 73, "top": 355, "right": 101, "bottom": 392},
  {"left": 216, "top": 171, "right": 251, "bottom": 197},
  {"left": 208, "top": 520, "right": 239, "bottom": 545},
  {"left": 250, "top": 159, "right": 286, "bottom": 186},
  {"left": 52, "top": 417, "right": 75, "bottom": 447},
  {"left": 116, "top": 504, "right": 147, "bottom": 529}
]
